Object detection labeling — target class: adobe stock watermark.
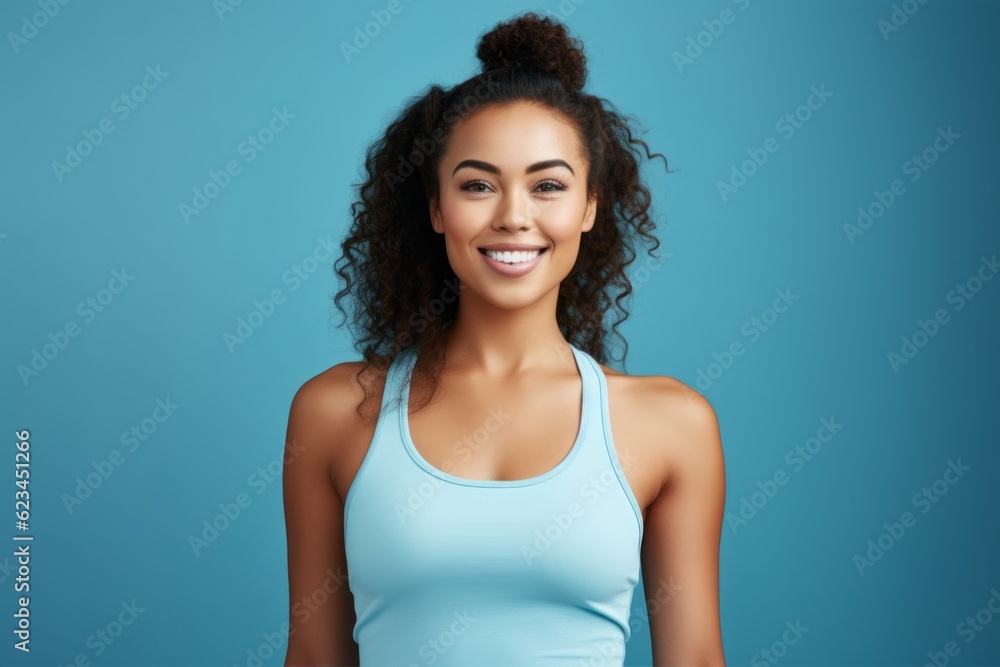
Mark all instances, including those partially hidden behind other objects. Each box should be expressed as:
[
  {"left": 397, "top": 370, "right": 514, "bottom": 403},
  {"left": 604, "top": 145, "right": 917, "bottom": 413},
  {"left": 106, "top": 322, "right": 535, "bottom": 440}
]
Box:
[
  {"left": 628, "top": 576, "right": 682, "bottom": 636},
  {"left": 750, "top": 620, "right": 809, "bottom": 667},
  {"left": 213, "top": 0, "right": 244, "bottom": 21},
  {"left": 921, "top": 586, "right": 1000, "bottom": 667},
  {"left": 340, "top": 0, "right": 415, "bottom": 64},
  {"left": 726, "top": 416, "right": 844, "bottom": 535},
  {"left": 672, "top": 0, "right": 752, "bottom": 73},
  {"left": 886, "top": 253, "right": 996, "bottom": 373},
  {"left": 412, "top": 610, "right": 477, "bottom": 666},
  {"left": 233, "top": 566, "right": 350, "bottom": 667},
  {"left": 61, "top": 397, "right": 179, "bottom": 514},
  {"left": 852, "top": 458, "right": 971, "bottom": 576},
  {"left": 693, "top": 287, "right": 799, "bottom": 391},
  {"left": 51, "top": 65, "right": 170, "bottom": 183},
  {"left": 221, "top": 235, "right": 338, "bottom": 353},
  {"left": 17, "top": 267, "right": 135, "bottom": 386},
  {"left": 878, "top": 0, "right": 930, "bottom": 41},
  {"left": 7, "top": 0, "right": 71, "bottom": 54},
  {"left": 521, "top": 451, "right": 639, "bottom": 566},
  {"left": 394, "top": 406, "right": 512, "bottom": 523},
  {"left": 384, "top": 76, "right": 500, "bottom": 193},
  {"left": 717, "top": 84, "right": 833, "bottom": 202},
  {"left": 580, "top": 634, "right": 625, "bottom": 666},
  {"left": 388, "top": 277, "right": 467, "bottom": 355},
  {"left": 632, "top": 250, "right": 672, "bottom": 294},
  {"left": 844, "top": 126, "right": 960, "bottom": 244},
  {"left": 188, "top": 438, "right": 306, "bottom": 557},
  {"left": 55, "top": 600, "right": 145, "bottom": 667},
  {"left": 179, "top": 106, "right": 295, "bottom": 223}
]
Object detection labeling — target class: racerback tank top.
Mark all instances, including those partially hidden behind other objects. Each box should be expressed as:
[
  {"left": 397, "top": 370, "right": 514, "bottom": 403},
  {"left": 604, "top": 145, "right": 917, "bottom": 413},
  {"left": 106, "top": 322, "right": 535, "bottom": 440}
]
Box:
[{"left": 343, "top": 343, "right": 645, "bottom": 666}]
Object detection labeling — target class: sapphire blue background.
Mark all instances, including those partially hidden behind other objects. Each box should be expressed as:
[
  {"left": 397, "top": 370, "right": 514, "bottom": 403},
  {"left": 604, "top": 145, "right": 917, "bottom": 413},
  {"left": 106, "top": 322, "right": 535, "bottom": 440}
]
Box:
[{"left": 2, "top": 1, "right": 998, "bottom": 665}]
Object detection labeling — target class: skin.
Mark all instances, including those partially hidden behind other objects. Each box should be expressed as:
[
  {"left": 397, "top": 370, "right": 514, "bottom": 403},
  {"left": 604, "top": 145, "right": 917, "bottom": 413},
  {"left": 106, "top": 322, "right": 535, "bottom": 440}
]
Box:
[{"left": 283, "top": 100, "right": 726, "bottom": 666}]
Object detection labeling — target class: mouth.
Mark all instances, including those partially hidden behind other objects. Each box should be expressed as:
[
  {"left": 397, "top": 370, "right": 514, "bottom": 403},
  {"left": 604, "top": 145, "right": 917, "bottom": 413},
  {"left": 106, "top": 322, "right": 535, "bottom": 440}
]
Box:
[
  {"left": 478, "top": 246, "right": 548, "bottom": 277},
  {"left": 477, "top": 247, "right": 548, "bottom": 264}
]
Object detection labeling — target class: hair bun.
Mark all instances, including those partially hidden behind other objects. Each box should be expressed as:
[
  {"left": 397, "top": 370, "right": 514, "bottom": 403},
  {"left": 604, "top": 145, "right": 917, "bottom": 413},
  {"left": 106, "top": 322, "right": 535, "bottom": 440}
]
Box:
[{"left": 476, "top": 12, "right": 587, "bottom": 92}]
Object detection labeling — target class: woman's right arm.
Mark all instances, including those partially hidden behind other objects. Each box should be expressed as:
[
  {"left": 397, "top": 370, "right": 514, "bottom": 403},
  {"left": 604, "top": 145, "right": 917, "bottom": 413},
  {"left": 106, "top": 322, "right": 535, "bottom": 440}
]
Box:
[{"left": 282, "top": 370, "right": 361, "bottom": 666}]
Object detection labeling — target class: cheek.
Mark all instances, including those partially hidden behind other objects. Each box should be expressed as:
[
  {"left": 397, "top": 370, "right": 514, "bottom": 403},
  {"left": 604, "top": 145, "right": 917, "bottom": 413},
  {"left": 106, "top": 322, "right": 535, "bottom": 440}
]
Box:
[
  {"left": 542, "top": 204, "right": 588, "bottom": 242},
  {"left": 440, "top": 198, "right": 487, "bottom": 237}
]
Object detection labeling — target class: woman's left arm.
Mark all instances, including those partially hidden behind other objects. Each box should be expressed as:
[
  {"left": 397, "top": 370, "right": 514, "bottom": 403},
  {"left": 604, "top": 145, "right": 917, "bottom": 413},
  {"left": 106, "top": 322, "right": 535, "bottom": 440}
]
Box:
[{"left": 640, "top": 381, "right": 727, "bottom": 666}]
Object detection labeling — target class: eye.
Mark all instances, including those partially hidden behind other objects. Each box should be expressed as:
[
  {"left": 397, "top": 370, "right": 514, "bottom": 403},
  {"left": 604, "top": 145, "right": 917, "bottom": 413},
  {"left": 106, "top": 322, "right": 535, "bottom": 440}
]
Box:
[
  {"left": 535, "top": 179, "right": 567, "bottom": 193},
  {"left": 460, "top": 179, "right": 492, "bottom": 193}
]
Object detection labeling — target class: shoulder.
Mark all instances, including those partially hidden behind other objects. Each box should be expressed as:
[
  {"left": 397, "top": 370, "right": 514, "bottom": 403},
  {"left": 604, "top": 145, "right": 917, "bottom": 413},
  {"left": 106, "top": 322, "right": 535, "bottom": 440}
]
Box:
[
  {"left": 285, "top": 360, "right": 388, "bottom": 476},
  {"left": 600, "top": 362, "right": 718, "bottom": 427},
  {"left": 290, "top": 360, "right": 376, "bottom": 419},
  {"left": 290, "top": 357, "right": 394, "bottom": 430},
  {"left": 599, "top": 363, "right": 723, "bottom": 491}
]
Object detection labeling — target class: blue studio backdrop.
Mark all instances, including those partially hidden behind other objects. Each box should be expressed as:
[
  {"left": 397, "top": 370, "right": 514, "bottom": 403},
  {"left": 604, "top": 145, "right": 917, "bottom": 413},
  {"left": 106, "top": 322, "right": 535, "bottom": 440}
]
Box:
[{"left": 2, "top": 1, "right": 998, "bottom": 665}]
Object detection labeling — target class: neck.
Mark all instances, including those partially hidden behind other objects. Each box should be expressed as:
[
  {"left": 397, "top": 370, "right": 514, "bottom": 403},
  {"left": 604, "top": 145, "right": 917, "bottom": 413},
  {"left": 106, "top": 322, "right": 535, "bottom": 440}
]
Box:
[{"left": 440, "top": 283, "right": 573, "bottom": 377}]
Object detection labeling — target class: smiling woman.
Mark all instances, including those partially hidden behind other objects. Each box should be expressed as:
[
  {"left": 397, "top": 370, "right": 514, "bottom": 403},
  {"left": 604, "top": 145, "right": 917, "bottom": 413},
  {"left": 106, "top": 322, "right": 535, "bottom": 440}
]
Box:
[
  {"left": 282, "top": 10, "right": 727, "bottom": 667},
  {"left": 431, "top": 102, "right": 596, "bottom": 290}
]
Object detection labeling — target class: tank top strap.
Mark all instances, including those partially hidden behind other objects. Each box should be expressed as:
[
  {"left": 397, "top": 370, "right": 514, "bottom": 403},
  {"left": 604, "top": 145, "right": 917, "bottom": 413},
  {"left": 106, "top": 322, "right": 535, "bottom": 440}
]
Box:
[
  {"left": 392, "top": 343, "right": 592, "bottom": 419},
  {"left": 570, "top": 344, "right": 645, "bottom": 534},
  {"left": 566, "top": 343, "right": 603, "bottom": 469},
  {"left": 343, "top": 345, "right": 419, "bottom": 523},
  {"left": 376, "top": 341, "right": 627, "bottom": 497},
  {"left": 379, "top": 345, "right": 418, "bottom": 417},
  {"left": 568, "top": 342, "right": 596, "bottom": 398}
]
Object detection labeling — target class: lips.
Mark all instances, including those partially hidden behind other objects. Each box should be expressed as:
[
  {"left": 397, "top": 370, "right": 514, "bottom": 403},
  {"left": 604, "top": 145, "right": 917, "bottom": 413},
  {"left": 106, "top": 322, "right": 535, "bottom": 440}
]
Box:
[
  {"left": 478, "top": 247, "right": 547, "bottom": 262},
  {"left": 479, "top": 246, "right": 547, "bottom": 277},
  {"left": 478, "top": 245, "right": 548, "bottom": 252}
]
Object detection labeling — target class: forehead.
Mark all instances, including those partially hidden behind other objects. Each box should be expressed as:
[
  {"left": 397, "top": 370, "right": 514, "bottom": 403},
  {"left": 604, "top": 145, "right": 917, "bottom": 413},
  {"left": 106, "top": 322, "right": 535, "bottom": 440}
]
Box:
[{"left": 443, "top": 101, "right": 584, "bottom": 168}]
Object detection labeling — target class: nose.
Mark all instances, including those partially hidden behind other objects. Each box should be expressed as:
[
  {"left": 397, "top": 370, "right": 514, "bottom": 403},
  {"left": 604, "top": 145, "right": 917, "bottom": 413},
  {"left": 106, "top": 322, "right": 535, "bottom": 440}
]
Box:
[{"left": 492, "top": 188, "right": 537, "bottom": 232}]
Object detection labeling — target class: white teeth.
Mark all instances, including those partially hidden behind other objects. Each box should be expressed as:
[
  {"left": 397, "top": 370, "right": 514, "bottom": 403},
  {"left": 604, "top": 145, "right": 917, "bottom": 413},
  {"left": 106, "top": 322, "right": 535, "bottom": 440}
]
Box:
[{"left": 484, "top": 248, "right": 541, "bottom": 264}]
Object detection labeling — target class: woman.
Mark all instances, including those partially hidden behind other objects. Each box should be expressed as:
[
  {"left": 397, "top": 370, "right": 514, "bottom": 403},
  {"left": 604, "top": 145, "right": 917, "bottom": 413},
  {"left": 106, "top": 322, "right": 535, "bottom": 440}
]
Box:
[{"left": 283, "top": 11, "right": 726, "bottom": 666}]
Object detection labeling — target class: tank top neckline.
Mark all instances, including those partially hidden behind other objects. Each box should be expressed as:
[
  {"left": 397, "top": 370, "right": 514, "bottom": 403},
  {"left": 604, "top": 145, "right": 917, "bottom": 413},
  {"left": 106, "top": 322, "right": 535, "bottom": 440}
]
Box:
[{"left": 396, "top": 343, "right": 593, "bottom": 488}]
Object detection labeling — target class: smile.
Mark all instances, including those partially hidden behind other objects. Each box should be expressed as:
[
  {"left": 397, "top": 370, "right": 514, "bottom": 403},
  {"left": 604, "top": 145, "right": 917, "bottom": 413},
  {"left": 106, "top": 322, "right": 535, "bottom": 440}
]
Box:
[{"left": 478, "top": 247, "right": 548, "bottom": 277}]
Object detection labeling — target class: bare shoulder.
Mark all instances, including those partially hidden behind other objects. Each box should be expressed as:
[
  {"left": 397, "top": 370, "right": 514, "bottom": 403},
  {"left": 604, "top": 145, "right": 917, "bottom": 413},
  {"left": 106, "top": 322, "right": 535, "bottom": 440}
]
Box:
[
  {"left": 599, "top": 362, "right": 717, "bottom": 426},
  {"left": 597, "top": 362, "right": 723, "bottom": 491},
  {"left": 286, "top": 360, "right": 388, "bottom": 499},
  {"left": 291, "top": 360, "right": 380, "bottom": 421}
]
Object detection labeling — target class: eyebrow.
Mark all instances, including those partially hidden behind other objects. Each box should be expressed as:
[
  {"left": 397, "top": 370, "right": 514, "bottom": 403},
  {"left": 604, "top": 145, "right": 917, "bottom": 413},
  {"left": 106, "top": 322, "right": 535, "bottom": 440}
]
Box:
[{"left": 451, "top": 158, "right": 575, "bottom": 177}]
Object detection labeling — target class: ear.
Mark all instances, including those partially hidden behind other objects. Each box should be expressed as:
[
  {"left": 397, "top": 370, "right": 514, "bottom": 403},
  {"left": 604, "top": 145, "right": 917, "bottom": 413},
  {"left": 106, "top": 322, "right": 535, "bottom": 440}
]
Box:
[
  {"left": 428, "top": 191, "right": 444, "bottom": 234},
  {"left": 582, "top": 189, "right": 597, "bottom": 233}
]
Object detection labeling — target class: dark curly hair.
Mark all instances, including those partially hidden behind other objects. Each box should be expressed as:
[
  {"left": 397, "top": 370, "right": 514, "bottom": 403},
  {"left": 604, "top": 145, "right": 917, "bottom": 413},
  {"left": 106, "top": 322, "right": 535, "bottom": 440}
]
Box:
[{"left": 332, "top": 11, "right": 670, "bottom": 422}]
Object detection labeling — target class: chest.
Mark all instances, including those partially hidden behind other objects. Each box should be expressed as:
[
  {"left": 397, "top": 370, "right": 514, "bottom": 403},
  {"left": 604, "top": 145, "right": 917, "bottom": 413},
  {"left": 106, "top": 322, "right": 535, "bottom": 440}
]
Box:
[{"left": 403, "top": 373, "right": 663, "bottom": 523}]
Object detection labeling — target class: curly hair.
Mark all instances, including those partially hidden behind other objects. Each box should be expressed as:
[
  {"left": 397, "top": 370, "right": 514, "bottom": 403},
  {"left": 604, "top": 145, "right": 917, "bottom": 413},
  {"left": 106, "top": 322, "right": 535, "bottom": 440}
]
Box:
[{"left": 332, "top": 11, "right": 670, "bottom": 422}]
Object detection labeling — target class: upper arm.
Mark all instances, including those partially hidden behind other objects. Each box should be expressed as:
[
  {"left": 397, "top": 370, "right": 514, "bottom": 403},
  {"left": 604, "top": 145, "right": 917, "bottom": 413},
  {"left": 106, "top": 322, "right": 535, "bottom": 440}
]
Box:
[
  {"left": 282, "top": 371, "right": 361, "bottom": 667},
  {"left": 640, "top": 380, "right": 727, "bottom": 666}
]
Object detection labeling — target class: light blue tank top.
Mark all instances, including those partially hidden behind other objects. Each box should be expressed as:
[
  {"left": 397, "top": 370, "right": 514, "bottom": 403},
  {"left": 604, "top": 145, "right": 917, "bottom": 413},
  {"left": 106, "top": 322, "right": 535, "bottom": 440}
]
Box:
[{"left": 344, "top": 343, "right": 645, "bottom": 666}]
